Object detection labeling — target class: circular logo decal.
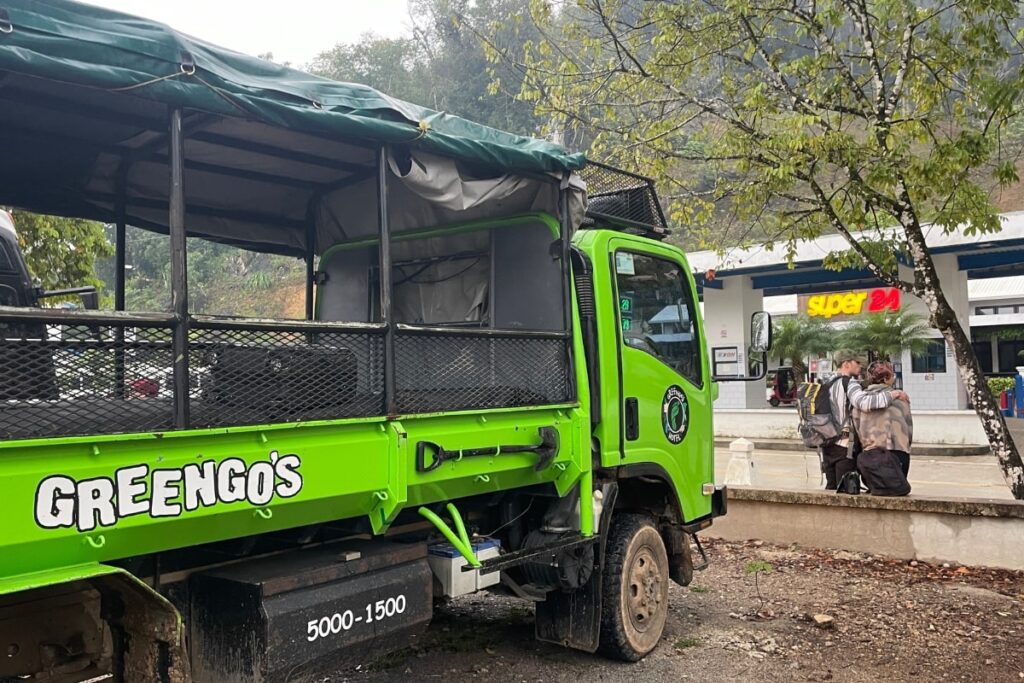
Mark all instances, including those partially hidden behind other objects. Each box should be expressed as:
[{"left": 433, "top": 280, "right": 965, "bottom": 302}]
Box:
[{"left": 662, "top": 385, "right": 689, "bottom": 445}]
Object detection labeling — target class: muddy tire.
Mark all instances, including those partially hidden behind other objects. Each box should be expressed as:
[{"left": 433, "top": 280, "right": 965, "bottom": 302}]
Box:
[{"left": 598, "top": 513, "right": 670, "bottom": 661}]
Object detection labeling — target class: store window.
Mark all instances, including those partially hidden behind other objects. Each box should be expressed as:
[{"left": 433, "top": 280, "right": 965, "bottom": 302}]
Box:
[
  {"left": 972, "top": 341, "right": 993, "bottom": 373},
  {"left": 615, "top": 251, "right": 702, "bottom": 386},
  {"left": 911, "top": 340, "right": 947, "bottom": 373},
  {"left": 975, "top": 305, "right": 1022, "bottom": 315},
  {"left": 998, "top": 340, "right": 1024, "bottom": 372}
]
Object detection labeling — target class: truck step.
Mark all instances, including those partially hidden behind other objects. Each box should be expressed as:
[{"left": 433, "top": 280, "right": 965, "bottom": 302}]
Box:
[{"left": 464, "top": 534, "right": 599, "bottom": 575}]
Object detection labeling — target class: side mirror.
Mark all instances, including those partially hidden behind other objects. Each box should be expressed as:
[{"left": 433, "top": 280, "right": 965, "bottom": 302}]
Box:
[
  {"left": 79, "top": 290, "right": 99, "bottom": 310},
  {"left": 750, "top": 311, "right": 772, "bottom": 353},
  {"left": 36, "top": 286, "right": 100, "bottom": 309},
  {"left": 713, "top": 311, "right": 772, "bottom": 383}
]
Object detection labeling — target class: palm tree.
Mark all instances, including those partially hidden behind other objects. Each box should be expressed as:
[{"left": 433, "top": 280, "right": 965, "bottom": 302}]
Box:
[
  {"left": 839, "top": 310, "right": 932, "bottom": 362},
  {"left": 771, "top": 316, "right": 832, "bottom": 384}
]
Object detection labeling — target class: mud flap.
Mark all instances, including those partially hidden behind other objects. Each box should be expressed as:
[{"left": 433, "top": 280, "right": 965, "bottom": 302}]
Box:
[
  {"left": 93, "top": 573, "right": 190, "bottom": 683},
  {"left": 534, "top": 483, "right": 617, "bottom": 652},
  {"left": 664, "top": 525, "right": 695, "bottom": 586}
]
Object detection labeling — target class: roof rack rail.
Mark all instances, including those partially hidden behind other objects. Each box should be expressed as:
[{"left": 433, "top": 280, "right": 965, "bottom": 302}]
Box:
[{"left": 579, "top": 161, "right": 670, "bottom": 240}]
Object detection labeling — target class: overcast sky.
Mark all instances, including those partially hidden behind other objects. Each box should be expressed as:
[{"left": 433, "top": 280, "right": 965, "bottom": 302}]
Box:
[{"left": 80, "top": 0, "right": 411, "bottom": 69}]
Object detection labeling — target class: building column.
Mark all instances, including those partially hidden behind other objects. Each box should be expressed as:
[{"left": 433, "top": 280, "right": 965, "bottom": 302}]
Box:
[
  {"left": 900, "top": 255, "right": 970, "bottom": 410},
  {"left": 703, "top": 275, "right": 765, "bottom": 409}
]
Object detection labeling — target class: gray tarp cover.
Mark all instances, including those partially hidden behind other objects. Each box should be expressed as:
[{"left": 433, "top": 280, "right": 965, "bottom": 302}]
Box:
[{"left": 316, "top": 151, "right": 586, "bottom": 250}]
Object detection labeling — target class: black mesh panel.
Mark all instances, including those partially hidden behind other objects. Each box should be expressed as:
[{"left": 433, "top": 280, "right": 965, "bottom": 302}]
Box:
[
  {"left": 394, "top": 331, "right": 572, "bottom": 413},
  {"left": 580, "top": 162, "right": 668, "bottom": 236},
  {"left": 0, "top": 321, "right": 176, "bottom": 439},
  {"left": 0, "top": 316, "right": 385, "bottom": 440},
  {"left": 190, "top": 325, "right": 384, "bottom": 427}
]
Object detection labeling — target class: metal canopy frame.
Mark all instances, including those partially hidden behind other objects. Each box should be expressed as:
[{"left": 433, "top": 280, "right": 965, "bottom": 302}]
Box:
[{"left": 0, "top": 78, "right": 577, "bottom": 436}]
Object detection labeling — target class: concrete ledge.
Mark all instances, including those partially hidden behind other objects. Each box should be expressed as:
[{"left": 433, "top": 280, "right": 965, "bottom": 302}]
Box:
[
  {"left": 712, "top": 437, "right": 990, "bottom": 457},
  {"left": 714, "top": 409, "right": 993, "bottom": 446},
  {"left": 727, "top": 487, "right": 1024, "bottom": 518},
  {"left": 706, "top": 487, "right": 1024, "bottom": 570}
]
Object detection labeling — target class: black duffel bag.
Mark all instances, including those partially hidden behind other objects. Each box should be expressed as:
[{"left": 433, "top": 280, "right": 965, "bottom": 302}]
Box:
[{"left": 857, "top": 448, "right": 911, "bottom": 497}]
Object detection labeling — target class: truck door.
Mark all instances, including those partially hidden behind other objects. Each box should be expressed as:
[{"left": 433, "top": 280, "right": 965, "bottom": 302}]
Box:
[{"left": 609, "top": 240, "right": 712, "bottom": 519}]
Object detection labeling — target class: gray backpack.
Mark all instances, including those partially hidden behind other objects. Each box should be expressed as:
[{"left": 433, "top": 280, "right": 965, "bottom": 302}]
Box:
[{"left": 795, "top": 376, "right": 849, "bottom": 448}]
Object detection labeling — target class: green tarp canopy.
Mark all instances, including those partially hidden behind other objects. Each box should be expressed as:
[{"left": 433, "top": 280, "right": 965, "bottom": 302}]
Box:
[
  {"left": 0, "top": 0, "right": 585, "bottom": 255},
  {"left": 0, "top": 0, "right": 583, "bottom": 174}
]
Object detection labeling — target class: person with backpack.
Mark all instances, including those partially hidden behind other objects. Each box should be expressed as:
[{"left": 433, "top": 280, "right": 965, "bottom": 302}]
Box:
[
  {"left": 853, "top": 360, "right": 913, "bottom": 496},
  {"left": 797, "top": 349, "right": 910, "bottom": 490}
]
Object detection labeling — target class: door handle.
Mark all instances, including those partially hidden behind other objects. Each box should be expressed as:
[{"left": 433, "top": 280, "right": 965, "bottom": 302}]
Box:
[{"left": 625, "top": 397, "right": 639, "bottom": 441}]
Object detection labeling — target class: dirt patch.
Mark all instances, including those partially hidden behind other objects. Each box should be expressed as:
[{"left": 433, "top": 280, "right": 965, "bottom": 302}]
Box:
[{"left": 331, "top": 539, "right": 1024, "bottom": 682}]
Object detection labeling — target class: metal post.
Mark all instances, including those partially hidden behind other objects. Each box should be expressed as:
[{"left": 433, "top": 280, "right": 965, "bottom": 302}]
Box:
[
  {"left": 114, "top": 162, "right": 127, "bottom": 398},
  {"left": 559, "top": 182, "right": 573, "bottom": 331},
  {"left": 114, "top": 185, "right": 127, "bottom": 311},
  {"left": 305, "top": 219, "right": 316, "bottom": 320},
  {"left": 377, "top": 147, "right": 395, "bottom": 414},
  {"left": 168, "top": 108, "right": 190, "bottom": 428},
  {"left": 559, "top": 180, "right": 576, "bottom": 399}
]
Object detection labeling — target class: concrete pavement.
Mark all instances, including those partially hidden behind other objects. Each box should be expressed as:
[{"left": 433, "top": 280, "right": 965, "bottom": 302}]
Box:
[{"left": 713, "top": 446, "right": 1014, "bottom": 500}]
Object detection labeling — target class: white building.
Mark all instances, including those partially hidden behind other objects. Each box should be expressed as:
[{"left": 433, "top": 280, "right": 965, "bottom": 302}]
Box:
[{"left": 689, "top": 213, "right": 1024, "bottom": 409}]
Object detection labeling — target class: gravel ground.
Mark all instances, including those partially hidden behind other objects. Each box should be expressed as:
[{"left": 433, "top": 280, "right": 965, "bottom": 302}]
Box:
[{"left": 338, "top": 538, "right": 1024, "bottom": 682}]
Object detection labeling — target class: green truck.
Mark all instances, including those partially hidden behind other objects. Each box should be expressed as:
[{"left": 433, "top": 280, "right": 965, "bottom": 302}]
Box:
[{"left": 0, "top": 2, "right": 771, "bottom": 681}]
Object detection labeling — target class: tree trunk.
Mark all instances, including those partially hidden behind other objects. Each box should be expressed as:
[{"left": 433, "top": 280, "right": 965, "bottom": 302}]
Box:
[
  {"left": 901, "top": 214, "right": 1024, "bottom": 499},
  {"left": 932, "top": 304, "right": 1023, "bottom": 498}
]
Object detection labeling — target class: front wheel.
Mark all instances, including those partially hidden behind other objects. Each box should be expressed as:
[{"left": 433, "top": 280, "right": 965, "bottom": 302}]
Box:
[
  {"left": 769, "top": 397, "right": 780, "bottom": 407},
  {"left": 599, "top": 513, "right": 670, "bottom": 661}
]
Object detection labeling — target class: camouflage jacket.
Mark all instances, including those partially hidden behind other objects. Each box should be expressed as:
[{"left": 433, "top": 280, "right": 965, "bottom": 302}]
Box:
[{"left": 853, "top": 384, "right": 913, "bottom": 453}]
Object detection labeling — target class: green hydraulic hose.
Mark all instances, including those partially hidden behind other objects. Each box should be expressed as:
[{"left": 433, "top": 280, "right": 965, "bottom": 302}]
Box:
[
  {"left": 417, "top": 506, "right": 482, "bottom": 568},
  {"left": 446, "top": 503, "right": 472, "bottom": 550}
]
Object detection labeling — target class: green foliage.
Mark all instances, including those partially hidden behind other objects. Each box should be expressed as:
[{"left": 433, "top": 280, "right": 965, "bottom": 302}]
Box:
[
  {"left": 513, "top": 0, "right": 1024, "bottom": 256},
  {"left": 743, "top": 560, "right": 774, "bottom": 575},
  {"left": 310, "top": 0, "right": 542, "bottom": 135},
  {"left": 311, "top": 36, "right": 432, "bottom": 106},
  {"left": 744, "top": 559, "right": 774, "bottom": 612},
  {"left": 245, "top": 272, "right": 273, "bottom": 293},
  {"left": 9, "top": 209, "right": 113, "bottom": 295},
  {"left": 92, "top": 226, "right": 305, "bottom": 317},
  {"left": 771, "top": 316, "right": 831, "bottom": 383},
  {"left": 988, "top": 376, "right": 1016, "bottom": 396},
  {"left": 839, "top": 310, "right": 933, "bottom": 361},
  {"left": 675, "top": 637, "right": 701, "bottom": 648}
]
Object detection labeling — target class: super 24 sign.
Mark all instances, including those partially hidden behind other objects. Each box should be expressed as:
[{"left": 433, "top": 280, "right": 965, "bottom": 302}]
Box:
[{"left": 806, "top": 287, "right": 901, "bottom": 319}]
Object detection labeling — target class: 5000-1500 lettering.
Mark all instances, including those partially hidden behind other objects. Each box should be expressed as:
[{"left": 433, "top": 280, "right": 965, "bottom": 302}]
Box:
[{"left": 306, "top": 595, "right": 407, "bottom": 642}]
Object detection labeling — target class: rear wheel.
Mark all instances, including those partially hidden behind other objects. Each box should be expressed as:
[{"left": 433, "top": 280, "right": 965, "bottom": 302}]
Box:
[{"left": 599, "top": 513, "right": 670, "bottom": 661}]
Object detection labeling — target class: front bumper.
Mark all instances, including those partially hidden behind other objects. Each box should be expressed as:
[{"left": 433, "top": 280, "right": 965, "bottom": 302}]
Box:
[{"left": 711, "top": 484, "right": 728, "bottom": 518}]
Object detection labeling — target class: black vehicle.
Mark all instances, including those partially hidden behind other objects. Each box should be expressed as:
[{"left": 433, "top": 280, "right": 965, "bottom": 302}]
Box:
[
  {"left": 1, "top": 209, "right": 101, "bottom": 402},
  {"left": 0, "top": 209, "right": 99, "bottom": 309},
  {"left": 0, "top": 209, "right": 35, "bottom": 307}
]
